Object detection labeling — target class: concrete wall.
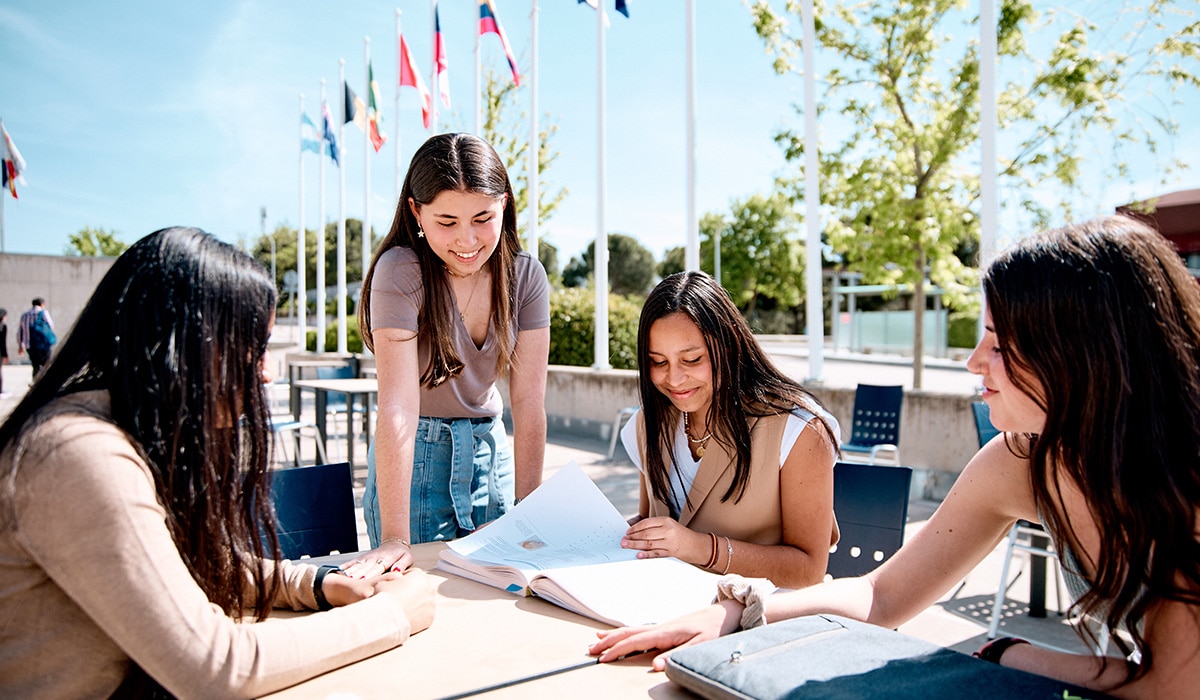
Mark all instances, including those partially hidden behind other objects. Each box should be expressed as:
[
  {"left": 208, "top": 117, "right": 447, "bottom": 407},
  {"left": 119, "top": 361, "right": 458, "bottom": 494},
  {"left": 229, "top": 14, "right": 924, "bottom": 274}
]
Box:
[
  {"left": 501, "top": 366, "right": 980, "bottom": 501},
  {"left": 0, "top": 253, "right": 116, "bottom": 354}
]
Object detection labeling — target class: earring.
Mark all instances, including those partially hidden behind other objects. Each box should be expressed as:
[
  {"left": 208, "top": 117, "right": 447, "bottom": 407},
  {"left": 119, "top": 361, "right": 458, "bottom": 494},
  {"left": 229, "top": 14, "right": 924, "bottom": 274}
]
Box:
[{"left": 416, "top": 225, "right": 425, "bottom": 238}]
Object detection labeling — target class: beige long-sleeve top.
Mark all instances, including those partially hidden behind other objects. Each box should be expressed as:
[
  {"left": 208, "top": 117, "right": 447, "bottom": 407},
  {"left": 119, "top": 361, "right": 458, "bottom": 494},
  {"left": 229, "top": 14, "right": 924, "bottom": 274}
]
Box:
[{"left": 0, "top": 392, "right": 412, "bottom": 699}]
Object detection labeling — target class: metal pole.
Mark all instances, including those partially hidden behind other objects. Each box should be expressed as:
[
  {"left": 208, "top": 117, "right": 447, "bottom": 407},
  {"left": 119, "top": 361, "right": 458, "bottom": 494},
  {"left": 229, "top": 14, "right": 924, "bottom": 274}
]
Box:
[
  {"left": 801, "top": 0, "right": 824, "bottom": 382},
  {"left": 684, "top": 0, "right": 698, "bottom": 271},
  {"left": 593, "top": 1, "right": 610, "bottom": 370}
]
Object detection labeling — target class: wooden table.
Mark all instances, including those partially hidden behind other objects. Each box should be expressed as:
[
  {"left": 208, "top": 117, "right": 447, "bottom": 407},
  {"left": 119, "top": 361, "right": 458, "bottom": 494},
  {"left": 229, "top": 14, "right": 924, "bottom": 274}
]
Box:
[
  {"left": 262, "top": 543, "right": 688, "bottom": 699},
  {"left": 291, "top": 377, "right": 378, "bottom": 467},
  {"left": 286, "top": 358, "right": 354, "bottom": 420}
]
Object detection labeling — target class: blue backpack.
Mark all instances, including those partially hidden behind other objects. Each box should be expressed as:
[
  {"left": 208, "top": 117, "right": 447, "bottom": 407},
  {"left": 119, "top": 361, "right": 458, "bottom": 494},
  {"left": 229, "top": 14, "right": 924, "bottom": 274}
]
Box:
[{"left": 29, "top": 310, "right": 56, "bottom": 351}]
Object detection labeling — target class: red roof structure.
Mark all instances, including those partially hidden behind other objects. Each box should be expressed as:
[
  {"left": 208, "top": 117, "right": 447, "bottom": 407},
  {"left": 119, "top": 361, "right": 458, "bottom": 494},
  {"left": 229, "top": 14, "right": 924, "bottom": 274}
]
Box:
[{"left": 1116, "top": 188, "right": 1200, "bottom": 254}]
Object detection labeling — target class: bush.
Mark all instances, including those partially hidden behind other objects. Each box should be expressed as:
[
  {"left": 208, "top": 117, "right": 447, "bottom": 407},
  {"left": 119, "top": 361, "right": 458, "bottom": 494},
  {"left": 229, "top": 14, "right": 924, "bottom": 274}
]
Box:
[
  {"left": 306, "top": 318, "right": 364, "bottom": 354},
  {"left": 947, "top": 312, "right": 979, "bottom": 349},
  {"left": 549, "top": 288, "right": 641, "bottom": 370}
]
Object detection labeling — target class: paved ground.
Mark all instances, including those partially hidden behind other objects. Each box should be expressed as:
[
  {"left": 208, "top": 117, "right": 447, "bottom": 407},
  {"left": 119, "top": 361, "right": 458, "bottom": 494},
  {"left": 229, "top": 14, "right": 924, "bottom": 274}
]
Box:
[{"left": 0, "top": 347, "right": 1099, "bottom": 660}]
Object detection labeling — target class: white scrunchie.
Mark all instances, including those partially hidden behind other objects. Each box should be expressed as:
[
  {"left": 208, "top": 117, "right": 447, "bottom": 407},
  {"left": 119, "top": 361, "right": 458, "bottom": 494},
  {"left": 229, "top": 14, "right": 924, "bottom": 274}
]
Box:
[{"left": 714, "top": 574, "right": 770, "bottom": 630}]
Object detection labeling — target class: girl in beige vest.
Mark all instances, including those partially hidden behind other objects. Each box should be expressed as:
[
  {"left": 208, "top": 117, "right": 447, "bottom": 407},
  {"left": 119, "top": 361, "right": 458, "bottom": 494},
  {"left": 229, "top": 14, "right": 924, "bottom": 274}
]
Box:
[{"left": 618, "top": 271, "right": 840, "bottom": 589}]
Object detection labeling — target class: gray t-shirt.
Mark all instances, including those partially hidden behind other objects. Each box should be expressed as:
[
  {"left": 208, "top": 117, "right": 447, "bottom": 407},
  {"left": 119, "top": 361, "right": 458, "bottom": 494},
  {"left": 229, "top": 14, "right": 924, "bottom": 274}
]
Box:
[{"left": 369, "top": 247, "right": 550, "bottom": 418}]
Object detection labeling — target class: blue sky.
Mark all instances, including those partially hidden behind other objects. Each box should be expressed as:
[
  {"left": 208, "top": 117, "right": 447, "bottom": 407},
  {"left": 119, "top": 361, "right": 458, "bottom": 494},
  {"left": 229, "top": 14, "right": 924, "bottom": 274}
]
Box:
[{"left": 0, "top": 1, "right": 1195, "bottom": 264}]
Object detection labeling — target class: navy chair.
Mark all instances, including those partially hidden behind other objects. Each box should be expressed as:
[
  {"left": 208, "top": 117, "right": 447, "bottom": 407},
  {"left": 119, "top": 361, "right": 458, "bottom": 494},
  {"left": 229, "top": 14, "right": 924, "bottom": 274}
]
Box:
[
  {"left": 972, "top": 400, "right": 1001, "bottom": 448},
  {"left": 270, "top": 461, "right": 359, "bottom": 560},
  {"left": 840, "top": 384, "right": 903, "bottom": 465},
  {"left": 827, "top": 461, "right": 913, "bottom": 579}
]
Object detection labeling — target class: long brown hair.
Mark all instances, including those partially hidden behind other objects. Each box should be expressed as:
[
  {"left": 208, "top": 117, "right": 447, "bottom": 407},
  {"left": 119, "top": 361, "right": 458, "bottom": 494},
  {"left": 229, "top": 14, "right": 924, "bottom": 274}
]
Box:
[
  {"left": 359, "top": 133, "right": 522, "bottom": 386},
  {"left": 985, "top": 215, "right": 1200, "bottom": 681},
  {"left": 636, "top": 271, "right": 835, "bottom": 511}
]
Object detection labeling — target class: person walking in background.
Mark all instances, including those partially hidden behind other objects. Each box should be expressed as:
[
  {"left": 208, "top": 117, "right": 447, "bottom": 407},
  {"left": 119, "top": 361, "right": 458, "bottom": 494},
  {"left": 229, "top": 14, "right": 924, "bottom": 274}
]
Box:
[
  {"left": 0, "top": 308, "right": 9, "bottom": 398},
  {"left": 0, "top": 228, "right": 434, "bottom": 697},
  {"left": 340, "top": 133, "right": 550, "bottom": 578},
  {"left": 16, "top": 297, "right": 56, "bottom": 378},
  {"left": 617, "top": 271, "right": 840, "bottom": 589}
]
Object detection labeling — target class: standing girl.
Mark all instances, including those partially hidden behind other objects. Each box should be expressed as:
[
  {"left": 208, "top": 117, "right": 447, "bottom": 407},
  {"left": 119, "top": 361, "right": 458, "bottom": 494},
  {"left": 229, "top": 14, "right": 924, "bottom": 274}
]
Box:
[{"left": 344, "top": 133, "right": 550, "bottom": 576}]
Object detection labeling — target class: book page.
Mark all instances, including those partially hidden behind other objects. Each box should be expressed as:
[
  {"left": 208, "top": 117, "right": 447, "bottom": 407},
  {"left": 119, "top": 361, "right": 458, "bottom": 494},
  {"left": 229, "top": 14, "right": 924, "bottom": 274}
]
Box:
[
  {"left": 446, "top": 461, "right": 637, "bottom": 571},
  {"left": 529, "top": 558, "right": 727, "bottom": 627}
]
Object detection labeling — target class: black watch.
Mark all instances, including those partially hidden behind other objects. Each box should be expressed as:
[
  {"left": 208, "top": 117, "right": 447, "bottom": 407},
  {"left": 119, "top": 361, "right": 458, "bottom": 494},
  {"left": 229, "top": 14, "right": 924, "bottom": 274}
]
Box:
[{"left": 313, "top": 565, "right": 343, "bottom": 611}]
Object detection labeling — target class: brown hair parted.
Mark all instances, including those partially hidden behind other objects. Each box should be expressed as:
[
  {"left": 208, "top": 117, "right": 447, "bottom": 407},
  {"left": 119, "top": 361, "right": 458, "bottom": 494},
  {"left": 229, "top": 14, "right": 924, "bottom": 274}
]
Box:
[
  {"left": 636, "top": 271, "right": 835, "bottom": 511},
  {"left": 359, "top": 133, "right": 521, "bottom": 387},
  {"left": 984, "top": 214, "right": 1200, "bottom": 680}
]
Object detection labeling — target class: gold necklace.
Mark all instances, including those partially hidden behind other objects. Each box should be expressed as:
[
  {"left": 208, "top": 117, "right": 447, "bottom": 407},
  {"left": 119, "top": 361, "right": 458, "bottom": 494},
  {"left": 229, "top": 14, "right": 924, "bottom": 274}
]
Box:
[
  {"left": 453, "top": 271, "right": 484, "bottom": 323},
  {"left": 683, "top": 411, "right": 713, "bottom": 457}
]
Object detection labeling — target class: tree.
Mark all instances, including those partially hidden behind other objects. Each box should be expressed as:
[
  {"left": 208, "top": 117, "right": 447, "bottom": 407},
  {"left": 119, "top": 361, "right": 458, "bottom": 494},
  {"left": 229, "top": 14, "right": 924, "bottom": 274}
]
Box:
[
  {"left": 250, "top": 219, "right": 376, "bottom": 311},
  {"left": 562, "top": 233, "right": 657, "bottom": 297},
  {"left": 479, "top": 68, "right": 568, "bottom": 251},
  {"left": 658, "top": 246, "right": 686, "bottom": 279},
  {"left": 700, "top": 193, "right": 804, "bottom": 318},
  {"left": 751, "top": 0, "right": 1199, "bottom": 387},
  {"left": 64, "top": 226, "right": 127, "bottom": 257}
]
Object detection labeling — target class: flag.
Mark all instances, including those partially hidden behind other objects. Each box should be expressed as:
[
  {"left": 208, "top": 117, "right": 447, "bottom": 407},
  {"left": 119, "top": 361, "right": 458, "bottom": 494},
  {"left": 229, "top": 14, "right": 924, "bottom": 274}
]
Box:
[
  {"left": 479, "top": 0, "right": 521, "bottom": 86},
  {"left": 399, "top": 32, "right": 433, "bottom": 129},
  {"left": 301, "top": 112, "right": 322, "bottom": 154},
  {"left": 367, "top": 61, "right": 387, "bottom": 152},
  {"left": 434, "top": 4, "right": 450, "bottom": 108},
  {"left": 344, "top": 82, "right": 367, "bottom": 130},
  {"left": 321, "top": 101, "right": 340, "bottom": 166},
  {"left": 576, "top": 0, "right": 628, "bottom": 19},
  {"left": 1, "top": 122, "right": 27, "bottom": 199}
]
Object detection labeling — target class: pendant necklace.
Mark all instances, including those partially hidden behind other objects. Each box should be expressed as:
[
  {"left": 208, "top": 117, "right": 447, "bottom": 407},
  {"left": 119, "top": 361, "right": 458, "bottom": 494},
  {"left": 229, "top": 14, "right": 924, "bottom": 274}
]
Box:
[
  {"left": 683, "top": 411, "right": 713, "bottom": 458},
  {"left": 448, "top": 266, "right": 484, "bottom": 323}
]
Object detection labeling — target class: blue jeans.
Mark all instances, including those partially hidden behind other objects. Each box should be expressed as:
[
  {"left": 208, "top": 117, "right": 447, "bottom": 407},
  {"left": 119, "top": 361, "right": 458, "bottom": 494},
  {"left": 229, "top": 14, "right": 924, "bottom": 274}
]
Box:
[{"left": 363, "top": 415, "right": 514, "bottom": 545}]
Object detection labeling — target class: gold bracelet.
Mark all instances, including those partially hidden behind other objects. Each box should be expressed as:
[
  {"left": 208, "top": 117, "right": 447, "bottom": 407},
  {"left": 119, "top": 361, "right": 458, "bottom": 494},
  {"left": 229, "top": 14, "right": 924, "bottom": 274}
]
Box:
[
  {"left": 380, "top": 537, "right": 411, "bottom": 547},
  {"left": 722, "top": 536, "right": 733, "bottom": 575}
]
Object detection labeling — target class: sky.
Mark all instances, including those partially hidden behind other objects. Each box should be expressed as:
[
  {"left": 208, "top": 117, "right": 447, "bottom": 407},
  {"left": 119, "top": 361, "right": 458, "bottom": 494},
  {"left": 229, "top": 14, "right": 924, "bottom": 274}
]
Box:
[{"left": 0, "top": 1, "right": 1196, "bottom": 267}]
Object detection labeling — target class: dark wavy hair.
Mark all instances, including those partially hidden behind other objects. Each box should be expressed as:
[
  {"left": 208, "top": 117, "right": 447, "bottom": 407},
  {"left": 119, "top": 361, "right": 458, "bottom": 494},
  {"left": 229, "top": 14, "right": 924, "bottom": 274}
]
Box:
[
  {"left": 359, "top": 132, "right": 521, "bottom": 387},
  {"left": 985, "top": 215, "right": 1200, "bottom": 681},
  {"left": 0, "top": 227, "right": 282, "bottom": 622},
  {"left": 637, "top": 271, "right": 835, "bottom": 511}
]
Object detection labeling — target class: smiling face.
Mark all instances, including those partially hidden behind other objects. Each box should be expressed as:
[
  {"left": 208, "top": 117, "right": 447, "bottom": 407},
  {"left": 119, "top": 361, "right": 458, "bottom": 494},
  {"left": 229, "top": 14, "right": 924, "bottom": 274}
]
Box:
[
  {"left": 967, "top": 310, "right": 1047, "bottom": 434},
  {"left": 647, "top": 312, "right": 714, "bottom": 419},
  {"left": 409, "top": 189, "right": 505, "bottom": 277}
]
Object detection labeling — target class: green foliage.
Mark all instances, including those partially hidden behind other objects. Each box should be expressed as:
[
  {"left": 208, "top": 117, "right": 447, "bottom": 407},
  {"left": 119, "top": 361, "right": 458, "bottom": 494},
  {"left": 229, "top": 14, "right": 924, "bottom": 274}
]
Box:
[
  {"left": 548, "top": 287, "right": 640, "bottom": 370},
  {"left": 537, "top": 239, "right": 561, "bottom": 287},
  {"left": 250, "top": 219, "right": 376, "bottom": 311},
  {"left": 305, "top": 318, "right": 364, "bottom": 354},
  {"left": 948, "top": 312, "right": 980, "bottom": 349},
  {"left": 562, "top": 233, "right": 656, "bottom": 296},
  {"left": 64, "top": 226, "right": 127, "bottom": 257},
  {"left": 658, "top": 246, "right": 685, "bottom": 279},
  {"left": 700, "top": 192, "right": 804, "bottom": 315},
  {"left": 479, "top": 67, "right": 568, "bottom": 253},
  {"left": 749, "top": 0, "right": 1198, "bottom": 384}
]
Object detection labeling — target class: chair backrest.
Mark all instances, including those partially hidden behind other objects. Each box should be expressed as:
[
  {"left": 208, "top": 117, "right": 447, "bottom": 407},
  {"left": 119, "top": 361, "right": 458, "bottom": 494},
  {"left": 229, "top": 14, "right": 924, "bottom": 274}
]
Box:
[
  {"left": 270, "top": 461, "right": 359, "bottom": 559},
  {"left": 315, "top": 364, "right": 355, "bottom": 405},
  {"left": 847, "top": 384, "right": 904, "bottom": 448},
  {"left": 827, "top": 461, "right": 913, "bottom": 579},
  {"left": 972, "top": 401, "right": 1000, "bottom": 449}
]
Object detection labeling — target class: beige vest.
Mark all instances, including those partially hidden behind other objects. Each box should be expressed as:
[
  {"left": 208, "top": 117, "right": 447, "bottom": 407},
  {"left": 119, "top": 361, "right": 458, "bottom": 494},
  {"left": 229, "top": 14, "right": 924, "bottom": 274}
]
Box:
[{"left": 637, "top": 412, "right": 790, "bottom": 546}]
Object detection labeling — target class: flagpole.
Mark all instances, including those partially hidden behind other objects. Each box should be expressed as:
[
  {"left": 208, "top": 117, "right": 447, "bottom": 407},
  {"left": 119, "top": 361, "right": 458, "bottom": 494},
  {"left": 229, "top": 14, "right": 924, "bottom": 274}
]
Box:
[
  {"left": 298, "top": 93, "right": 308, "bottom": 351},
  {"left": 0, "top": 118, "right": 7, "bottom": 252},
  {"left": 431, "top": 0, "right": 439, "bottom": 134},
  {"left": 801, "top": 0, "right": 823, "bottom": 382},
  {"left": 474, "top": 1, "right": 482, "bottom": 135},
  {"left": 526, "top": 0, "right": 539, "bottom": 255},
  {"left": 317, "top": 80, "right": 328, "bottom": 354},
  {"left": 685, "top": 0, "right": 698, "bottom": 272},
  {"left": 337, "top": 58, "right": 349, "bottom": 355},
  {"left": 980, "top": 0, "right": 997, "bottom": 342},
  {"left": 396, "top": 8, "right": 403, "bottom": 202},
  {"left": 364, "top": 36, "right": 373, "bottom": 356},
  {"left": 593, "top": 3, "right": 610, "bottom": 371}
]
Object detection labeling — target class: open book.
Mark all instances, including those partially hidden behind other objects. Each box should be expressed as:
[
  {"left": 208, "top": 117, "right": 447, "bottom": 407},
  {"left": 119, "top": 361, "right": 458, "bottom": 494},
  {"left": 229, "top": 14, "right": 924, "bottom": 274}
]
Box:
[{"left": 436, "top": 461, "right": 748, "bottom": 627}]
